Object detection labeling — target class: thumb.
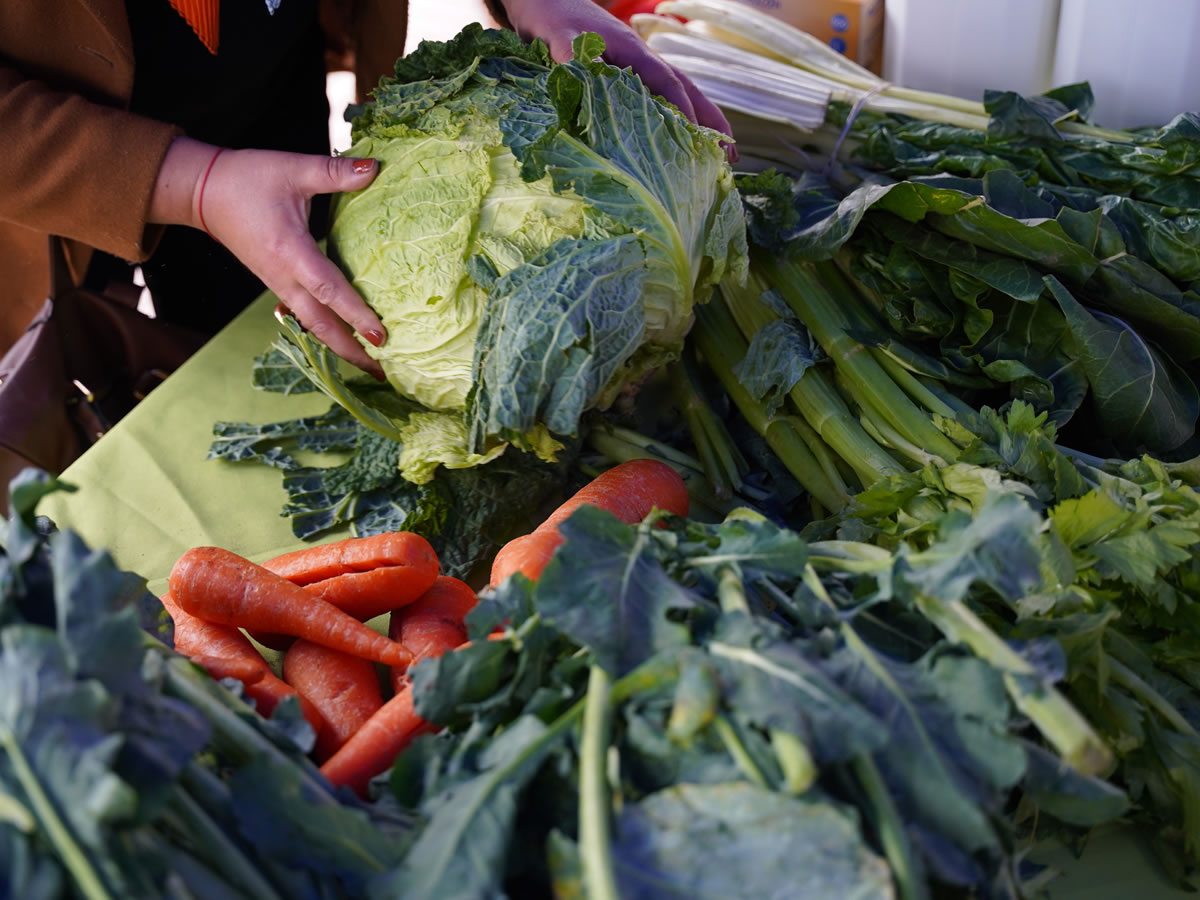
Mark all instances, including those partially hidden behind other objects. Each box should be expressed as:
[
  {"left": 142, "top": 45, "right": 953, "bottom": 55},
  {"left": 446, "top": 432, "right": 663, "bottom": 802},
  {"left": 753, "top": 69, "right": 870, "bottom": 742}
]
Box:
[{"left": 299, "top": 154, "right": 378, "bottom": 196}]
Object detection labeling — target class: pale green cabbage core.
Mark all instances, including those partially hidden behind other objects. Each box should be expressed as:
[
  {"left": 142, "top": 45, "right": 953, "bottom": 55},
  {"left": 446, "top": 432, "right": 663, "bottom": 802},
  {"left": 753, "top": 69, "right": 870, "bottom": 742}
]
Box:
[{"left": 332, "top": 116, "right": 588, "bottom": 412}]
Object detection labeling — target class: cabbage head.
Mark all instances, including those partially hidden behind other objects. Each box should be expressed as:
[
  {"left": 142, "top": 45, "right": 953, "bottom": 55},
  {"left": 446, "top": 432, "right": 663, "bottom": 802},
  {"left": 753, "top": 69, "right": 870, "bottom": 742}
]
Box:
[{"left": 282, "top": 25, "right": 746, "bottom": 483}]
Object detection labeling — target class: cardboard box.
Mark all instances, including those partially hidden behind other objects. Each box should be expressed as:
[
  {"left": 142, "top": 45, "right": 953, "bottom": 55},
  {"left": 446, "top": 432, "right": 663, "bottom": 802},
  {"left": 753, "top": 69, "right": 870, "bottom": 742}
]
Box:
[{"left": 726, "top": 0, "right": 885, "bottom": 73}]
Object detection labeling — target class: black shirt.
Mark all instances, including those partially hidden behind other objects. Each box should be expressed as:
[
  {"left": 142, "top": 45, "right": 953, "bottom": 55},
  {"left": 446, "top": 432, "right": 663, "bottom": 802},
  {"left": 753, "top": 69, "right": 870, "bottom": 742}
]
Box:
[{"left": 90, "top": 0, "right": 331, "bottom": 334}]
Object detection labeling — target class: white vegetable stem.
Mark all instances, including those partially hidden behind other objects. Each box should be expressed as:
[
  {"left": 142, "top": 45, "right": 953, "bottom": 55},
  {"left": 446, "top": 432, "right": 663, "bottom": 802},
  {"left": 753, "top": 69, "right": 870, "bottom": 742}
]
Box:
[{"left": 643, "top": 0, "right": 1131, "bottom": 141}]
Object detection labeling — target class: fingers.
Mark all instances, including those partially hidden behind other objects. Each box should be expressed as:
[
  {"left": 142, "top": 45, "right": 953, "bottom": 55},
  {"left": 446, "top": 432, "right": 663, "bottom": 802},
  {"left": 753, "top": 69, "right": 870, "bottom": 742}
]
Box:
[
  {"left": 276, "top": 288, "right": 386, "bottom": 381},
  {"left": 284, "top": 245, "right": 387, "bottom": 379},
  {"left": 295, "top": 243, "right": 387, "bottom": 348},
  {"left": 674, "top": 70, "right": 738, "bottom": 161},
  {"left": 196, "top": 148, "right": 389, "bottom": 377},
  {"left": 295, "top": 154, "right": 379, "bottom": 197},
  {"left": 599, "top": 33, "right": 698, "bottom": 125},
  {"left": 566, "top": 23, "right": 736, "bottom": 153}
]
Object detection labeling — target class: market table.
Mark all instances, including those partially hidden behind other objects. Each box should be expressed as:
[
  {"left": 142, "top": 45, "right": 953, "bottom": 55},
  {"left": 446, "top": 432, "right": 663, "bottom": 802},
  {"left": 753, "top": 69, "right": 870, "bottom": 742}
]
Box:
[{"left": 37, "top": 291, "right": 1194, "bottom": 900}]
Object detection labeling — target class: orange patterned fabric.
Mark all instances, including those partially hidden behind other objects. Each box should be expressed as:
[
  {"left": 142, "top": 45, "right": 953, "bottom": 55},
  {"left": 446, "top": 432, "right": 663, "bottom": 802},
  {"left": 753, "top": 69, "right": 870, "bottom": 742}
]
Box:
[{"left": 167, "top": 0, "right": 220, "bottom": 54}]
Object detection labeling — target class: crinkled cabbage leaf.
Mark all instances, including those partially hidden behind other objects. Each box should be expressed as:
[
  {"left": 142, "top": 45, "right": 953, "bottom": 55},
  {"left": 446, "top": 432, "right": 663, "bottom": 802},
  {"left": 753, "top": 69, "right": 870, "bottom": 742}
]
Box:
[{"left": 314, "top": 25, "right": 745, "bottom": 481}]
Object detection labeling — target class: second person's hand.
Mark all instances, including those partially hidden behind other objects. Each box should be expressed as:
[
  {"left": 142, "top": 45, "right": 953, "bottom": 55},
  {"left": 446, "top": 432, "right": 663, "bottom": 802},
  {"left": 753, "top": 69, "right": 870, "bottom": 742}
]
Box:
[
  {"left": 149, "top": 136, "right": 388, "bottom": 378},
  {"left": 502, "top": 0, "right": 735, "bottom": 154}
]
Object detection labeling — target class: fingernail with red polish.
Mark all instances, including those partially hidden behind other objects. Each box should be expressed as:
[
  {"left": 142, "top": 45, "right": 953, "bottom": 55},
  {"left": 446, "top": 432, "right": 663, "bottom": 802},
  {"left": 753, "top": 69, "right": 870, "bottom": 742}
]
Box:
[
  {"left": 364, "top": 329, "right": 386, "bottom": 347},
  {"left": 353, "top": 158, "right": 377, "bottom": 175}
]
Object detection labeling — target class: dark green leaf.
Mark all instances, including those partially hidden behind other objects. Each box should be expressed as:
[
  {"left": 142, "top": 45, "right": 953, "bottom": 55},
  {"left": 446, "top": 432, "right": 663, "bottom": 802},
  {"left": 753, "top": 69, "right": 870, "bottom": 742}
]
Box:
[
  {"left": 229, "top": 758, "right": 406, "bottom": 893},
  {"left": 732, "top": 317, "right": 823, "bottom": 417},
  {"left": 608, "top": 782, "right": 893, "bottom": 900},
  {"left": 1047, "top": 276, "right": 1199, "bottom": 453},
  {"left": 535, "top": 506, "right": 698, "bottom": 676},
  {"left": 369, "top": 715, "right": 561, "bottom": 900},
  {"left": 251, "top": 349, "right": 320, "bottom": 394}
]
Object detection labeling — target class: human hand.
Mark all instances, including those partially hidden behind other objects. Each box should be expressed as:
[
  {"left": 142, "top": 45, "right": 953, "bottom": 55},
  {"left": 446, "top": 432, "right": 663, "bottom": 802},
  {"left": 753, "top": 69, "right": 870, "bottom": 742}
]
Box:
[
  {"left": 149, "top": 137, "right": 387, "bottom": 378},
  {"left": 501, "top": 0, "right": 735, "bottom": 153}
]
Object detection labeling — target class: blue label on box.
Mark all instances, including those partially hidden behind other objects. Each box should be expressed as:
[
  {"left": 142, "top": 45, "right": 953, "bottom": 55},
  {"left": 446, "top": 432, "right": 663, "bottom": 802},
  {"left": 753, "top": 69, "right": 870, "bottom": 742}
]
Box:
[
  {"left": 831, "top": 13, "right": 849, "bottom": 32},
  {"left": 829, "top": 36, "right": 847, "bottom": 53}
]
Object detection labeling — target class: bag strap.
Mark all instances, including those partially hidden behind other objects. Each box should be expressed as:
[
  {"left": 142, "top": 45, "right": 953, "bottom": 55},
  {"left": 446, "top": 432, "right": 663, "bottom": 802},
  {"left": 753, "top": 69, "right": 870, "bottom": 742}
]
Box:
[{"left": 48, "top": 235, "right": 75, "bottom": 301}]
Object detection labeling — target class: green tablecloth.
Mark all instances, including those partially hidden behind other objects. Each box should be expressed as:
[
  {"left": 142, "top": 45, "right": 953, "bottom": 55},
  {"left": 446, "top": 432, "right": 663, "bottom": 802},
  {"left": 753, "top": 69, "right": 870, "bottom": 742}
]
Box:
[
  {"left": 39, "top": 290, "right": 348, "bottom": 598},
  {"left": 38, "top": 292, "right": 1193, "bottom": 899}
]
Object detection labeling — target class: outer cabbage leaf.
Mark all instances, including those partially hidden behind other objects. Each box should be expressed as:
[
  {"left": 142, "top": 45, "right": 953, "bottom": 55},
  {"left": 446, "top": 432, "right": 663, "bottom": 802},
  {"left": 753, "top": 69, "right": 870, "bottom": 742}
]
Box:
[{"left": 326, "top": 27, "right": 746, "bottom": 475}]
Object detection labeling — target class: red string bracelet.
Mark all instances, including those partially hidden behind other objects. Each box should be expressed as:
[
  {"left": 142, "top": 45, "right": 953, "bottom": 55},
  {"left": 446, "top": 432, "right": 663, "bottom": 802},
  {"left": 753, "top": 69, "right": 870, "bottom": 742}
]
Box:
[{"left": 197, "top": 147, "right": 226, "bottom": 240}]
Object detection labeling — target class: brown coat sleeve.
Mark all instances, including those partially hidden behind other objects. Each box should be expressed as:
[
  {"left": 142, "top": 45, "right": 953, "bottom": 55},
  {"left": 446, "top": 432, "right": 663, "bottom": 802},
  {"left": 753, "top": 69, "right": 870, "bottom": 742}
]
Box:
[{"left": 0, "top": 63, "right": 182, "bottom": 263}]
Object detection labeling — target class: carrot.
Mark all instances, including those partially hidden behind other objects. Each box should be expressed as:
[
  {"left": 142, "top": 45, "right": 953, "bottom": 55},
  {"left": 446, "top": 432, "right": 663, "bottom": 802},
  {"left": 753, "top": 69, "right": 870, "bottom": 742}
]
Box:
[
  {"left": 190, "top": 655, "right": 267, "bottom": 685},
  {"left": 250, "top": 564, "right": 444, "bottom": 651},
  {"left": 282, "top": 640, "right": 384, "bottom": 762},
  {"left": 161, "top": 591, "right": 325, "bottom": 733},
  {"left": 262, "top": 532, "right": 439, "bottom": 587},
  {"left": 168, "top": 547, "right": 414, "bottom": 668},
  {"left": 320, "top": 577, "right": 481, "bottom": 794},
  {"left": 303, "top": 564, "right": 439, "bottom": 620},
  {"left": 489, "top": 458, "right": 688, "bottom": 586},
  {"left": 387, "top": 575, "right": 478, "bottom": 692},
  {"left": 318, "top": 686, "right": 433, "bottom": 797}
]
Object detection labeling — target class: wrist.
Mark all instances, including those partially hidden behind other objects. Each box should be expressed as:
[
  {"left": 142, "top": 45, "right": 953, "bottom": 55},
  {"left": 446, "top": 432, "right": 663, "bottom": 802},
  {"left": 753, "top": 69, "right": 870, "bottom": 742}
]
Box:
[{"left": 148, "top": 136, "right": 222, "bottom": 229}]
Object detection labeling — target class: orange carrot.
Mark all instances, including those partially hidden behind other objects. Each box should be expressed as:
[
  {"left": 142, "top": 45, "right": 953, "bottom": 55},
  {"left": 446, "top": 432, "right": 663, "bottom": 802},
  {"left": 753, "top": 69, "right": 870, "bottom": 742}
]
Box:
[
  {"left": 250, "top": 563, "right": 443, "bottom": 651},
  {"left": 388, "top": 575, "right": 478, "bottom": 692},
  {"left": 190, "top": 655, "right": 267, "bottom": 685},
  {"left": 490, "top": 458, "right": 688, "bottom": 586},
  {"left": 318, "top": 686, "right": 434, "bottom": 797},
  {"left": 320, "top": 578, "right": 480, "bottom": 794},
  {"left": 168, "top": 547, "right": 413, "bottom": 668},
  {"left": 262, "top": 532, "right": 439, "bottom": 586},
  {"left": 303, "top": 564, "right": 439, "bottom": 620},
  {"left": 161, "top": 591, "right": 325, "bottom": 733},
  {"left": 282, "top": 640, "right": 384, "bottom": 762}
]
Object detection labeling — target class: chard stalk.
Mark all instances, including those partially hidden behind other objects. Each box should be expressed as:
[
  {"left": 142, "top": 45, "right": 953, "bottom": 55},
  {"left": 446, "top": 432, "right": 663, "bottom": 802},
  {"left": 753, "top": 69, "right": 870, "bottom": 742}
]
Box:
[
  {"left": 654, "top": 0, "right": 1133, "bottom": 142},
  {"left": 761, "top": 258, "right": 961, "bottom": 462},
  {"left": 585, "top": 427, "right": 743, "bottom": 518},
  {"left": 673, "top": 354, "right": 748, "bottom": 499},
  {"left": 602, "top": 422, "right": 709, "bottom": 475},
  {"left": 836, "top": 370, "right": 946, "bottom": 468},
  {"left": 579, "top": 665, "right": 620, "bottom": 900},
  {"left": 870, "top": 350, "right": 959, "bottom": 419},
  {"left": 694, "top": 297, "right": 850, "bottom": 512},
  {"left": 719, "top": 274, "right": 904, "bottom": 489},
  {"left": 0, "top": 721, "right": 114, "bottom": 900},
  {"left": 790, "top": 414, "right": 857, "bottom": 496}
]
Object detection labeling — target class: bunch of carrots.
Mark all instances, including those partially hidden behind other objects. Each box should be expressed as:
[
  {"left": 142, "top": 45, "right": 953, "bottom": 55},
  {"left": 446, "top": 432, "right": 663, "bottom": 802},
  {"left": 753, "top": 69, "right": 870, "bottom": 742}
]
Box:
[{"left": 160, "top": 458, "right": 689, "bottom": 798}]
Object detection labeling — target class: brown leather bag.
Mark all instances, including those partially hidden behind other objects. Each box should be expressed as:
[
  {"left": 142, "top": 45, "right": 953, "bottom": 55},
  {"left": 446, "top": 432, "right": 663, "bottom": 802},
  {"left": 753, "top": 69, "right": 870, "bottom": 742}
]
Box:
[{"left": 0, "top": 238, "right": 207, "bottom": 507}]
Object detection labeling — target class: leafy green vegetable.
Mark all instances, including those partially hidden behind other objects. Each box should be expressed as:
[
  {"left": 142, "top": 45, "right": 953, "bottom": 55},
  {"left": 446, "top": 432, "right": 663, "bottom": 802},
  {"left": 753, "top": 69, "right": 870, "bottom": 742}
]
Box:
[
  {"left": 313, "top": 25, "right": 746, "bottom": 477},
  {"left": 605, "top": 781, "right": 893, "bottom": 899},
  {"left": 361, "top": 495, "right": 1148, "bottom": 898}
]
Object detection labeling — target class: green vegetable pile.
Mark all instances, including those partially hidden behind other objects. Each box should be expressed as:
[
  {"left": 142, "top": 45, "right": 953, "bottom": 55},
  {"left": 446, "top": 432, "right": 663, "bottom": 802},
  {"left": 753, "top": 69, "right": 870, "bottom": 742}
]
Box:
[
  {"left": 194, "top": 19, "right": 1200, "bottom": 898},
  {"left": 371, "top": 487, "right": 1130, "bottom": 899},
  {"left": 0, "top": 472, "right": 411, "bottom": 900}
]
